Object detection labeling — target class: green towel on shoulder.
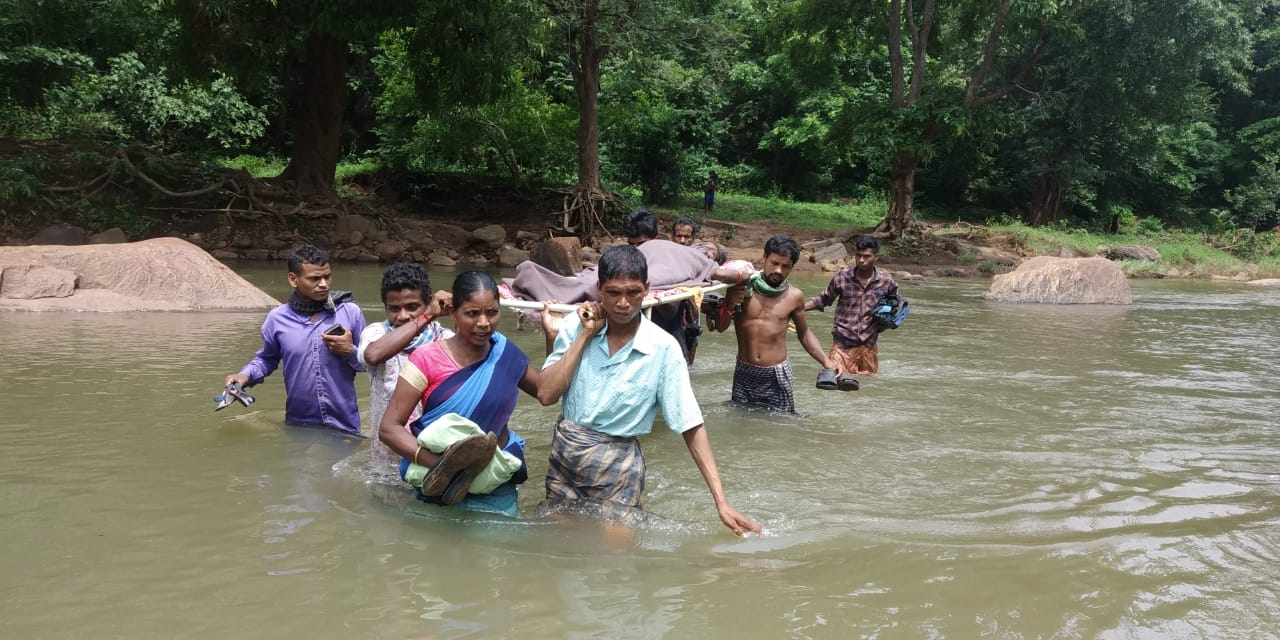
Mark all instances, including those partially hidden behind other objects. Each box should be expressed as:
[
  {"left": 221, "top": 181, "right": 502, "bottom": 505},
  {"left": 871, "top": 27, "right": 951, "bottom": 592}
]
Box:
[{"left": 403, "top": 412, "right": 522, "bottom": 495}]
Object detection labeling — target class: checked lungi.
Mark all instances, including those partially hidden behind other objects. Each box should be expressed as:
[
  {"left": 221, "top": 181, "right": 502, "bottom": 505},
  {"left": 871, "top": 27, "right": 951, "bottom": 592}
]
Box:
[
  {"left": 545, "top": 417, "right": 646, "bottom": 508},
  {"left": 731, "top": 359, "right": 796, "bottom": 414}
]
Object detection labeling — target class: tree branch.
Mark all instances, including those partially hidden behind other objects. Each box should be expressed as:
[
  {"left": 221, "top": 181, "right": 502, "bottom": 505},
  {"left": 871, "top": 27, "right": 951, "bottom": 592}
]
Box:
[
  {"left": 965, "top": 0, "right": 1012, "bottom": 107},
  {"left": 907, "top": 0, "right": 936, "bottom": 104},
  {"left": 40, "top": 171, "right": 110, "bottom": 193},
  {"left": 967, "top": 25, "right": 1051, "bottom": 109},
  {"left": 889, "top": 0, "right": 906, "bottom": 108},
  {"left": 114, "top": 151, "right": 228, "bottom": 198}
]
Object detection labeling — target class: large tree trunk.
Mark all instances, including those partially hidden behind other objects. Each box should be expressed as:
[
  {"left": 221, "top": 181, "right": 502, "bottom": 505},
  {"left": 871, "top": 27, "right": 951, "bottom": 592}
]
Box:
[
  {"left": 877, "top": 153, "right": 921, "bottom": 236},
  {"left": 280, "top": 30, "right": 347, "bottom": 199},
  {"left": 1029, "top": 169, "right": 1067, "bottom": 226},
  {"left": 570, "top": 0, "right": 603, "bottom": 192},
  {"left": 574, "top": 61, "right": 601, "bottom": 191}
]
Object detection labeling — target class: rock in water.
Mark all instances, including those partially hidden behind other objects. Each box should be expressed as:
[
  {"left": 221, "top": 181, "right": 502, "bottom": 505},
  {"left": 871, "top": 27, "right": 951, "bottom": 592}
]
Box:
[
  {"left": 0, "top": 237, "right": 281, "bottom": 311},
  {"left": 985, "top": 256, "right": 1132, "bottom": 304}
]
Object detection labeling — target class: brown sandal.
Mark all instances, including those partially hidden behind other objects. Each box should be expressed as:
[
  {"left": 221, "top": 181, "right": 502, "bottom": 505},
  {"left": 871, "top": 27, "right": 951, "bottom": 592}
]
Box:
[{"left": 420, "top": 432, "right": 498, "bottom": 505}]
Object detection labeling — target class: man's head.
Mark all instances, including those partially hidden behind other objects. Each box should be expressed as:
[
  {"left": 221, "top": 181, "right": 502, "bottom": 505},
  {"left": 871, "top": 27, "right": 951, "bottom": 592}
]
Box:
[
  {"left": 853, "top": 235, "right": 880, "bottom": 273},
  {"left": 597, "top": 244, "right": 649, "bottom": 326},
  {"left": 761, "top": 235, "right": 800, "bottom": 288},
  {"left": 672, "top": 217, "right": 696, "bottom": 246},
  {"left": 379, "top": 262, "right": 430, "bottom": 327},
  {"left": 287, "top": 244, "right": 331, "bottom": 302},
  {"left": 623, "top": 209, "right": 658, "bottom": 246}
]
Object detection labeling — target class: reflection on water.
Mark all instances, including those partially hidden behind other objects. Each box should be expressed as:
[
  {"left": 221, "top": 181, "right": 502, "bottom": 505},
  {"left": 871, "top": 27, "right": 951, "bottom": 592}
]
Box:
[{"left": 2, "top": 271, "right": 1279, "bottom": 638}]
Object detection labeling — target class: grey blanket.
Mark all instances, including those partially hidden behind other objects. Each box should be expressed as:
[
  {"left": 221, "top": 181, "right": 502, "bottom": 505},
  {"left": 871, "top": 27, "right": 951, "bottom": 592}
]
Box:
[{"left": 508, "top": 239, "right": 718, "bottom": 303}]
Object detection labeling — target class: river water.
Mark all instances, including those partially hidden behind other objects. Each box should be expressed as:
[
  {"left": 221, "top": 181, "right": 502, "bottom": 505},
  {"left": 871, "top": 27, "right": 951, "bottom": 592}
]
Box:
[{"left": 2, "top": 265, "right": 1278, "bottom": 639}]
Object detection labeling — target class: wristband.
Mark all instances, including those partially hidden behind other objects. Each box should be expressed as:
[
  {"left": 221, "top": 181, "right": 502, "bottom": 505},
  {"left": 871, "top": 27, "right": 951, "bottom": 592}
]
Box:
[{"left": 414, "top": 445, "right": 423, "bottom": 466}]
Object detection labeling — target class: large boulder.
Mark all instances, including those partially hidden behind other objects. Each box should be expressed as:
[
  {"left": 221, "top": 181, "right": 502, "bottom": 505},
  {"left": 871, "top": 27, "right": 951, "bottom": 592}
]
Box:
[
  {"left": 530, "top": 237, "right": 582, "bottom": 276},
  {"left": 497, "top": 245, "right": 531, "bottom": 268},
  {"left": 811, "top": 241, "right": 849, "bottom": 264},
  {"left": 89, "top": 227, "right": 129, "bottom": 244},
  {"left": 985, "top": 256, "right": 1132, "bottom": 304},
  {"left": 0, "top": 265, "right": 78, "bottom": 299},
  {"left": 31, "top": 224, "right": 88, "bottom": 246},
  {"left": 0, "top": 237, "right": 280, "bottom": 312},
  {"left": 469, "top": 224, "right": 507, "bottom": 251}
]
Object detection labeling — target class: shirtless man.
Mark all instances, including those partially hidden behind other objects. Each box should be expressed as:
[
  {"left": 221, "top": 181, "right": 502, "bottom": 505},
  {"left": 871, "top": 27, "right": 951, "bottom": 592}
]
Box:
[{"left": 706, "top": 235, "right": 837, "bottom": 414}]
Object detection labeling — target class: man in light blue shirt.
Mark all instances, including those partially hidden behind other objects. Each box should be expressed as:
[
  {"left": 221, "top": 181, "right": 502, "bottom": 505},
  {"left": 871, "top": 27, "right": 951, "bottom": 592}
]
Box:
[{"left": 539, "top": 244, "right": 761, "bottom": 537}]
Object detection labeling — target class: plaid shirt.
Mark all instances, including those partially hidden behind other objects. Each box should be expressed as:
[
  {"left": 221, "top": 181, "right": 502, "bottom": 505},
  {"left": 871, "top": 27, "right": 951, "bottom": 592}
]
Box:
[{"left": 809, "top": 267, "right": 898, "bottom": 348}]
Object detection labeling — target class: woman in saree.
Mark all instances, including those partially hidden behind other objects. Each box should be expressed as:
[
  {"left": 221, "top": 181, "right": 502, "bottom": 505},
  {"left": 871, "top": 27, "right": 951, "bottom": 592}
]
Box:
[{"left": 378, "top": 271, "right": 603, "bottom": 516}]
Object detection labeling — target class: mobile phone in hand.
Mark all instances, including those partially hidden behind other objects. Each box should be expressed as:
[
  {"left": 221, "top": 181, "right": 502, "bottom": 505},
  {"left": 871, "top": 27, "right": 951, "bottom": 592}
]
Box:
[{"left": 325, "top": 324, "right": 345, "bottom": 336}]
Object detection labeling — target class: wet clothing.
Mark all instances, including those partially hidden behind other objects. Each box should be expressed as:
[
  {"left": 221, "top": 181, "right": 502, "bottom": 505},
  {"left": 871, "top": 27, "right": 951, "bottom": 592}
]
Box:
[
  {"left": 543, "top": 313, "right": 703, "bottom": 508},
  {"left": 650, "top": 299, "right": 701, "bottom": 365},
  {"left": 731, "top": 359, "right": 797, "bottom": 414},
  {"left": 829, "top": 344, "right": 879, "bottom": 375},
  {"left": 357, "top": 320, "right": 451, "bottom": 467},
  {"left": 809, "top": 267, "right": 899, "bottom": 349},
  {"left": 238, "top": 299, "right": 367, "bottom": 434},
  {"left": 395, "top": 332, "right": 531, "bottom": 515},
  {"left": 544, "top": 313, "right": 703, "bottom": 438},
  {"left": 545, "top": 418, "right": 646, "bottom": 508}
]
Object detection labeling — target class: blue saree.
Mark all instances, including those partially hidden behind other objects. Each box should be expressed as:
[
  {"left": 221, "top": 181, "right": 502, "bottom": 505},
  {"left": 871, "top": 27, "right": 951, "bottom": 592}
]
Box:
[{"left": 398, "top": 333, "right": 530, "bottom": 513}]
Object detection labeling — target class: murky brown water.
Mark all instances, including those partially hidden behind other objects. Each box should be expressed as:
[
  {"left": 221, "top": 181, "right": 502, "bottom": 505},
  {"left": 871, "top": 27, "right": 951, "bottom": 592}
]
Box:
[{"left": 2, "top": 264, "right": 1278, "bottom": 639}]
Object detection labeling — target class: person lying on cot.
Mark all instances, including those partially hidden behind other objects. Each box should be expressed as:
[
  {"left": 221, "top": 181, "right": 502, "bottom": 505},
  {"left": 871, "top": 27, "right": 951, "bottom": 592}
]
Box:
[{"left": 376, "top": 271, "right": 603, "bottom": 516}]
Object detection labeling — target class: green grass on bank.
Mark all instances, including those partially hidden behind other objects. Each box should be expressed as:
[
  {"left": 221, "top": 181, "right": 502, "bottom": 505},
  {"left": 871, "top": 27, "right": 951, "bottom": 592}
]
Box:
[
  {"left": 940, "top": 221, "right": 1280, "bottom": 279},
  {"left": 652, "top": 192, "right": 886, "bottom": 231}
]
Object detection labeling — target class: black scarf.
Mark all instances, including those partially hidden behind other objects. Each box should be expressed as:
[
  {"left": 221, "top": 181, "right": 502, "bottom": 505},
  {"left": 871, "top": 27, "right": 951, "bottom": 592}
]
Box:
[{"left": 287, "top": 290, "right": 354, "bottom": 317}]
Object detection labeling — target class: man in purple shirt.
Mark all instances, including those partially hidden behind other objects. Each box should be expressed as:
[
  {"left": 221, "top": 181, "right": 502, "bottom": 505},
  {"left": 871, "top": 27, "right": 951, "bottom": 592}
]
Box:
[{"left": 224, "top": 245, "right": 367, "bottom": 434}]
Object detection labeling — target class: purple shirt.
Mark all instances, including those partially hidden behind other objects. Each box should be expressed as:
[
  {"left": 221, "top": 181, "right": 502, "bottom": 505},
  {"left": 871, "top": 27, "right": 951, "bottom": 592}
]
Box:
[
  {"left": 238, "top": 302, "right": 368, "bottom": 434},
  {"left": 809, "top": 267, "right": 898, "bottom": 349}
]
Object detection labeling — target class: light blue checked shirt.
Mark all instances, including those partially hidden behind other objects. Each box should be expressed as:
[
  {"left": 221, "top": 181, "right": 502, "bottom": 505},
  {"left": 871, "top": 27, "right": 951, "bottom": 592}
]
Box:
[{"left": 544, "top": 313, "right": 703, "bottom": 438}]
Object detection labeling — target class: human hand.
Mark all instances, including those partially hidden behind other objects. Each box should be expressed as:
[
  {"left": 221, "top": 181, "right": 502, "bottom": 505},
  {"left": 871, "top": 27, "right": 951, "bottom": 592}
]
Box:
[
  {"left": 717, "top": 503, "right": 763, "bottom": 537},
  {"left": 322, "top": 327, "right": 355, "bottom": 356},
  {"left": 224, "top": 373, "right": 249, "bottom": 388},
  {"left": 541, "top": 300, "right": 566, "bottom": 337},
  {"left": 426, "top": 290, "right": 452, "bottom": 319},
  {"left": 578, "top": 301, "right": 605, "bottom": 336}
]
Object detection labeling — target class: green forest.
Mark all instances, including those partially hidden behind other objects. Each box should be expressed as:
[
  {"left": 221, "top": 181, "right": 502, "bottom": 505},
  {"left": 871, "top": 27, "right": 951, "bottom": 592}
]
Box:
[{"left": 2, "top": 0, "right": 1278, "bottom": 257}]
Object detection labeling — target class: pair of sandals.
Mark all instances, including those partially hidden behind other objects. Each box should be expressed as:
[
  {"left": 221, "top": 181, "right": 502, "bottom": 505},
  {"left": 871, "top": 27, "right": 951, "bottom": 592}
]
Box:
[
  {"left": 213, "top": 382, "right": 256, "bottom": 411},
  {"left": 420, "top": 432, "right": 498, "bottom": 506},
  {"left": 816, "top": 368, "right": 860, "bottom": 392}
]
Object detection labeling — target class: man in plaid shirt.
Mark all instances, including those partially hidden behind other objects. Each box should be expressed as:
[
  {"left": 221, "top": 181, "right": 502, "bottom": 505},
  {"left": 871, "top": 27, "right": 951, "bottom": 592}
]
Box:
[{"left": 805, "top": 235, "right": 899, "bottom": 375}]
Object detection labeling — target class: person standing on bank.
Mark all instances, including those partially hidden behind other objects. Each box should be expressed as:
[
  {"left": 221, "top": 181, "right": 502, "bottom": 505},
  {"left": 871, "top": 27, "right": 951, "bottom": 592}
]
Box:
[
  {"left": 703, "top": 171, "right": 719, "bottom": 214},
  {"left": 805, "top": 235, "right": 899, "bottom": 376},
  {"left": 224, "top": 245, "right": 368, "bottom": 435}
]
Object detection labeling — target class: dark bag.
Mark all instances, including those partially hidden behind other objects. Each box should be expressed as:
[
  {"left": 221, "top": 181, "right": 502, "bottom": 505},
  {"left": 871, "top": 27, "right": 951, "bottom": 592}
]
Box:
[{"left": 871, "top": 293, "right": 910, "bottom": 331}]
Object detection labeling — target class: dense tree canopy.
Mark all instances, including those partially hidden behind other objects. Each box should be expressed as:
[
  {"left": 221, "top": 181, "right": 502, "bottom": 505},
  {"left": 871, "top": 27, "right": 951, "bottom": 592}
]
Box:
[{"left": 2, "top": 0, "right": 1277, "bottom": 233}]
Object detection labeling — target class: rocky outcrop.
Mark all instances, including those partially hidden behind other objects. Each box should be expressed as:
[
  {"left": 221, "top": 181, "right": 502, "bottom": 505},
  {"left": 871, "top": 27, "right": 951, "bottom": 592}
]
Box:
[
  {"left": 985, "top": 256, "right": 1132, "bottom": 304},
  {"left": 530, "top": 237, "right": 582, "bottom": 275},
  {"left": 1100, "top": 245, "right": 1162, "bottom": 261},
  {"left": 0, "top": 237, "right": 280, "bottom": 312}
]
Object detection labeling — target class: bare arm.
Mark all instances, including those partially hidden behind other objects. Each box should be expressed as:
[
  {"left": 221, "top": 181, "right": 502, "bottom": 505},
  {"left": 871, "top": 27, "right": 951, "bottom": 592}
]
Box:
[
  {"left": 535, "top": 302, "right": 605, "bottom": 406},
  {"left": 682, "top": 425, "right": 762, "bottom": 536},
  {"left": 377, "top": 378, "right": 443, "bottom": 467},
  {"left": 362, "top": 291, "right": 452, "bottom": 365},
  {"left": 791, "top": 294, "right": 836, "bottom": 370}
]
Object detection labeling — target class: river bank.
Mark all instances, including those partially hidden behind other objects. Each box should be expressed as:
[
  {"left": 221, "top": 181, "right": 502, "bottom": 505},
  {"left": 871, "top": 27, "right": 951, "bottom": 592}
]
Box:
[{"left": 2, "top": 142, "right": 1276, "bottom": 281}]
